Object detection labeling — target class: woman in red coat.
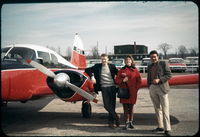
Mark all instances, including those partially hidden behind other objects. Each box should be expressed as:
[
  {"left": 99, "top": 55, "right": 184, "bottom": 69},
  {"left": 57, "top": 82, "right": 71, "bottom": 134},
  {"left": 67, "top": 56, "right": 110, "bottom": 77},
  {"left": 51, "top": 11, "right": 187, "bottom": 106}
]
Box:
[{"left": 115, "top": 55, "right": 141, "bottom": 130}]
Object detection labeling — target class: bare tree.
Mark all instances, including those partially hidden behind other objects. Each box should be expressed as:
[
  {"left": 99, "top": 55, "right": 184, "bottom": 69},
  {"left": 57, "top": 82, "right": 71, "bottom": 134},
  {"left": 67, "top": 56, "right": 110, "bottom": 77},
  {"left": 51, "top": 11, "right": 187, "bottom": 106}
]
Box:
[
  {"left": 47, "top": 46, "right": 56, "bottom": 52},
  {"left": 188, "top": 47, "right": 198, "bottom": 56},
  {"left": 66, "top": 46, "right": 72, "bottom": 60},
  {"left": 57, "top": 46, "right": 61, "bottom": 55},
  {"left": 91, "top": 46, "right": 99, "bottom": 59},
  {"left": 178, "top": 45, "right": 188, "bottom": 58},
  {"left": 158, "top": 43, "right": 171, "bottom": 59}
]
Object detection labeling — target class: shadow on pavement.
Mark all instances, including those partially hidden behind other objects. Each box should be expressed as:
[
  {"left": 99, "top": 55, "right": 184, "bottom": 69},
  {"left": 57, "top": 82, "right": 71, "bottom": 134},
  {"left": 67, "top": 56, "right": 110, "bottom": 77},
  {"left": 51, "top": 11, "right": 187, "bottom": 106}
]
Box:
[{"left": 1, "top": 109, "right": 179, "bottom": 135}]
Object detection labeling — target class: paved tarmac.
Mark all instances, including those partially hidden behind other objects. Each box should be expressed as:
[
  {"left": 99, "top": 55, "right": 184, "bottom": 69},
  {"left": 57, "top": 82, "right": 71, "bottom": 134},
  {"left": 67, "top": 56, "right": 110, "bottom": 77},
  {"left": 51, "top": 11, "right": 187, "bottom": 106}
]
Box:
[{"left": 1, "top": 85, "right": 199, "bottom": 136}]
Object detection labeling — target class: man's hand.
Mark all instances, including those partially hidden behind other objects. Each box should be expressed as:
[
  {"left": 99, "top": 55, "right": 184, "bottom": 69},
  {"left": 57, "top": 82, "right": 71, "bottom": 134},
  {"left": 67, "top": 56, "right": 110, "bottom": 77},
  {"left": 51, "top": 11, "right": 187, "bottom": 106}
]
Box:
[
  {"left": 91, "top": 76, "right": 96, "bottom": 84},
  {"left": 153, "top": 79, "right": 160, "bottom": 84}
]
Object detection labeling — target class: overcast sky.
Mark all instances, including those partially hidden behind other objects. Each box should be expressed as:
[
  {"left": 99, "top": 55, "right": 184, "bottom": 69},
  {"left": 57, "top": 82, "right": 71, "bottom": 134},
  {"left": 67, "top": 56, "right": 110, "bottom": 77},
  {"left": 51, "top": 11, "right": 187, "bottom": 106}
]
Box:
[{"left": 1, "top": 1, "right": 198, "bottom": 56}]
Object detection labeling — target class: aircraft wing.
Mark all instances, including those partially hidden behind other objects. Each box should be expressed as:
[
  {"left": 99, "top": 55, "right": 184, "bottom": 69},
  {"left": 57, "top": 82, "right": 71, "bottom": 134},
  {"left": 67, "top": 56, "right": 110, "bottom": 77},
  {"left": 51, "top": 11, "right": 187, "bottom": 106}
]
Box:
[{"left": 140, "top": 74, "right": 198, "bottom": 88}]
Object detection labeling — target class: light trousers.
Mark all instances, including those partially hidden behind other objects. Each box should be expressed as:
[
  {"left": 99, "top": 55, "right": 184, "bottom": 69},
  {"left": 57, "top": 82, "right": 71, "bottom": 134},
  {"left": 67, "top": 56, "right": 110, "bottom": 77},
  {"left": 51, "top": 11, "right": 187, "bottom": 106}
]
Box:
[{"left": 149, "top": 84, "right": 171, "bottom": 131}]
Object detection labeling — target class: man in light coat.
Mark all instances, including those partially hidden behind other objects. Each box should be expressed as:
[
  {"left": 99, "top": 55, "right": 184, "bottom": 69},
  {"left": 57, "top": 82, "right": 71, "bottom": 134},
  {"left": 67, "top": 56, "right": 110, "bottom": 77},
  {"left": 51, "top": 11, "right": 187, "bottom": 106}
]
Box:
[{"left": 147, "top": 50, "right": 172, "bottom": 136}]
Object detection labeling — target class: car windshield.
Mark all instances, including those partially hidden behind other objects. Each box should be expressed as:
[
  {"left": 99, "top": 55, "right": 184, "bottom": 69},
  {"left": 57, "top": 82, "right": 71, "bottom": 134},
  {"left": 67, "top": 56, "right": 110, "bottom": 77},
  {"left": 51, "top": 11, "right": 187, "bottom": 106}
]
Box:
[
  {"left": 186, "top": 57, "right": 198, "bottom": 62},
  {"left": 112, "top": 60, "right": 123, "bottom": 64},
  {"left": 87, "top": 60, "right": 101, "bottom": 67},
  {"left": 90, "top": 60, "right": 100, "bottom": 64},
  {"left": 1, "top": 47, "right": 36, "bottom": 62},
  {"left": 169, "top": 59, "right": 183, "bottom": 63},
  {"left": 112, "top": 59, "right": 124, "bottom": 66},
  {"left": 143, "top": 60, "right": 150, "bottom": 63},
  {"left": 141, "top": 58, "right": 150, "bottom": 65}
]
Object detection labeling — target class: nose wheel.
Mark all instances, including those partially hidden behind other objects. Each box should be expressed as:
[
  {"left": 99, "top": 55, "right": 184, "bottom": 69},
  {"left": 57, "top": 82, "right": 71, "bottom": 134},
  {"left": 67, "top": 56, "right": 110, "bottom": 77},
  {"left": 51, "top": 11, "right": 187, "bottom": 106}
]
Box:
[{"left": 81, "top": 100, "right": 92, "bottom": 118}]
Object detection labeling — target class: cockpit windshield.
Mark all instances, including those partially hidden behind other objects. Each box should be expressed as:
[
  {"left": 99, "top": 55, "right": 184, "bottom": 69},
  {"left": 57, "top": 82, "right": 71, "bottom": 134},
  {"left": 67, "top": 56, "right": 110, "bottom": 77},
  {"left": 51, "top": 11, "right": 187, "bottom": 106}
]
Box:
[
  {"left": 1, "top": 47, "right": 36, "bottom": 62},
  {"left": 1, "top": 47, "right": 11, "bottom": 60}
]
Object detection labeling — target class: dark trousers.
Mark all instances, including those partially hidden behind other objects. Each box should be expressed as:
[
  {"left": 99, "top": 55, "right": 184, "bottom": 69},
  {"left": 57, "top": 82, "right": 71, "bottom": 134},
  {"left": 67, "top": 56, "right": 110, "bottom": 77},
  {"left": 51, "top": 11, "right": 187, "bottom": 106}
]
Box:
[{"left": 101, "top": 86, "right": 118, "bottom": 124}]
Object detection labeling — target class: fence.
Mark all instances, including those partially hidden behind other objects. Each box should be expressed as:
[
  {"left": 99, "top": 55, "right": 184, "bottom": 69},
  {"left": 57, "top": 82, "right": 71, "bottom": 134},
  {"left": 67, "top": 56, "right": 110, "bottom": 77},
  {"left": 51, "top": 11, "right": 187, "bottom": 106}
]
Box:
[{"left": 136, "top": 65, "right": 198, "bottom": 73}]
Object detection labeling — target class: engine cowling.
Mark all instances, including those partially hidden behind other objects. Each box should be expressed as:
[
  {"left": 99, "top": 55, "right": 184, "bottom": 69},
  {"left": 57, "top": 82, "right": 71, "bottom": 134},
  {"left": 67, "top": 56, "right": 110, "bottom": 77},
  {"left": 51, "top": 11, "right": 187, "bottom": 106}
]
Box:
[{"left": 46, "top": 70, "right": 86, "bottom": 99}]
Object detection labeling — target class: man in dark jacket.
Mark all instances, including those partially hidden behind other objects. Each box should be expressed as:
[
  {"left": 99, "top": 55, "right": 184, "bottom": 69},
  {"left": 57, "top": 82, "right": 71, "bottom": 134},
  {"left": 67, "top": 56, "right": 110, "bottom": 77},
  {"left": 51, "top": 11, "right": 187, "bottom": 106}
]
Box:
[
  {"left": 147, "top": 50, "right": 172, "bottom": 136},
  {"left": 85, "top": 53, "right": 119, "bottom": 129}
]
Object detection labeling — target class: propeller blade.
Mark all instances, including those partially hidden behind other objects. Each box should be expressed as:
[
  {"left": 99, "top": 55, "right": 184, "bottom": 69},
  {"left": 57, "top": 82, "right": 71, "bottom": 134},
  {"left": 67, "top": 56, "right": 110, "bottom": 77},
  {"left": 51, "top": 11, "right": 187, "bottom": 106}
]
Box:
[
  {"left": 66, "top": 81, "right": 98, "bottom": 103},
  {"left": 27, "top": 59, "right": 56, "bottom": 78}
]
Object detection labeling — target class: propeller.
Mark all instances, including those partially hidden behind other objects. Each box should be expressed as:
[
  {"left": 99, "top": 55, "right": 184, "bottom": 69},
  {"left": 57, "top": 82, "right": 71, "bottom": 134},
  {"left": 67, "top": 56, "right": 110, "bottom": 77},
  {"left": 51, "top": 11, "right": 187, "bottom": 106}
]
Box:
[
  {"left": 27, "top": 59, "right": 56, "bottom": 78},
  {"left": 26, "top": 59, "right": 98, "bottom": 103}
]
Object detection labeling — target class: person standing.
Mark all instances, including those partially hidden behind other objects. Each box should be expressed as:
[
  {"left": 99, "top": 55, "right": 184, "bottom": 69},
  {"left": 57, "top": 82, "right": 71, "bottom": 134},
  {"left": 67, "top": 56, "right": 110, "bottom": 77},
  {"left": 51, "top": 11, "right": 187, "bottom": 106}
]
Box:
[
  {"left": 85, "top": 54, "right": 120, "bottom": 129},
  {"left": 115, "top": 55, "right": 141, "bottom": 130},
  {"left": 147, "top": 50, "right": 172, "bottom": 136}
]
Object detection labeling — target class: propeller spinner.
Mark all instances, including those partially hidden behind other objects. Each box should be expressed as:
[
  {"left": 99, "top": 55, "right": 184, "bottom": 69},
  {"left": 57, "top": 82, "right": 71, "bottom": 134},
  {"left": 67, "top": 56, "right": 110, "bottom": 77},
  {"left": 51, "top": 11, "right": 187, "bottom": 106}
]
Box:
[{"left": 26, "top": 59, "right": 98, "bottom": 103}]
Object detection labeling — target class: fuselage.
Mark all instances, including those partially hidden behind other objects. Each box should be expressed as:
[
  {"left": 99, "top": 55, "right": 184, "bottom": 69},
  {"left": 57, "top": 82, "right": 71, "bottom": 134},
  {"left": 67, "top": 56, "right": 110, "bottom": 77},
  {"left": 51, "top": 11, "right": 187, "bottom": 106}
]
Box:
[{"left": 1, "top": 44, "right": 92, "bottom": 102}]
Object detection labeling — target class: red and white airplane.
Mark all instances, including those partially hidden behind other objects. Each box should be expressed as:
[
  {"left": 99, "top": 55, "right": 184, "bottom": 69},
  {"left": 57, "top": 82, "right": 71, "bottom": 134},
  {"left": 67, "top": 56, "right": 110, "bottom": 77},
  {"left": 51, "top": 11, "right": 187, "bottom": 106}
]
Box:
[
  {"left": 1, "top": 34, "right": 96, "bottom": 117},
  {"left": 1, "top": 33, "right": 199, "bottom": 118}
]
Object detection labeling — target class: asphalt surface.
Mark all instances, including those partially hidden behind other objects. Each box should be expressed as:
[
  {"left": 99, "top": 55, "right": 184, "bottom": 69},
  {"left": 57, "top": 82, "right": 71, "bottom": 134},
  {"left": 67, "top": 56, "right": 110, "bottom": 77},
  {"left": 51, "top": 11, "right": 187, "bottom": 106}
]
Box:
[{"left": 1, "top": 84, "right": 199, "bottom": 136}]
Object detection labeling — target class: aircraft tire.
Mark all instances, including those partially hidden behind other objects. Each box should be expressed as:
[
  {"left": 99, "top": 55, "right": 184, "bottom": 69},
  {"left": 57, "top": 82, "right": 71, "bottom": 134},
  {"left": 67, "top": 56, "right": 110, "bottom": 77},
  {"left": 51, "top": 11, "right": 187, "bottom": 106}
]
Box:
[
  {"left": 20, "top": 100, "right": 27, "bottom": 103},
  {"left": 1, "top": 100, "right": 7, "bottom": 107},
  {"left": 81, "top": 100, "right": 92, "bottom": 118}
]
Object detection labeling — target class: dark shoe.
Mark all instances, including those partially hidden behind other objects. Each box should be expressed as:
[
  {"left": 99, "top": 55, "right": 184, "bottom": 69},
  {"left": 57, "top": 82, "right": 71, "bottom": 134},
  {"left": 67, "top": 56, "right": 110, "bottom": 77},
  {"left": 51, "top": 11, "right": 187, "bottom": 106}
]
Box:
[
  {"left": 152, "top": 127, "right": 164, "bottom": 132},
  {"left": 122, "top": 122, "right": 129, "bottom": 130},
  {"left": 115, "top": 119, "right": 120, "bottom": 127},
  {"left": 108, "top": 123, "right": 115, "bottom": 129},
  {"left": 165, "top": 131, "right": 171, "bottom": 136},
  {"left": 129, "top": 121, "right": 134, "bottom": 129},
  {"left": 115, "top": 116, "right": 120, "bottom": 127}
]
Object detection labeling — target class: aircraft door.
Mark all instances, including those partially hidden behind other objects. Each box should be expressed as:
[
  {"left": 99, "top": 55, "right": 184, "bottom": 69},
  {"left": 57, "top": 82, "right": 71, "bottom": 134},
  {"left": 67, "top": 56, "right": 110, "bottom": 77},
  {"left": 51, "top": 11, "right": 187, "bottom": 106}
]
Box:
[{"left": 37, "top": 51, "right": 51, "bottom": 68}]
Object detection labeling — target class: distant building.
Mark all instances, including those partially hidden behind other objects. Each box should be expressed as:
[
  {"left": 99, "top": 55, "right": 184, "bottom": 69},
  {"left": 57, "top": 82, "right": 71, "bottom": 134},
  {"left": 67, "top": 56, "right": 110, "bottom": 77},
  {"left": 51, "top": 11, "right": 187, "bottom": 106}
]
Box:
[{"left": 109, "top": 42, "right": 149, "bottom": 60}]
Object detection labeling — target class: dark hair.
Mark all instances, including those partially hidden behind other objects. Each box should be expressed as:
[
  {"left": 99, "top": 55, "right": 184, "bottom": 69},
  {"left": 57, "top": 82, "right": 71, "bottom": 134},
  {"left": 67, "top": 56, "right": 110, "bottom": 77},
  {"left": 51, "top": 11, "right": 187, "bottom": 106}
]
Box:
[
  {"left": 100, "top": 53, "right": 108, "bottom": 57},
  {"left": 124, "top": 55, "right": 135, "bottom": 68},
  {"left": 149, "top": 50, "right": 158, "bottom": 56}
]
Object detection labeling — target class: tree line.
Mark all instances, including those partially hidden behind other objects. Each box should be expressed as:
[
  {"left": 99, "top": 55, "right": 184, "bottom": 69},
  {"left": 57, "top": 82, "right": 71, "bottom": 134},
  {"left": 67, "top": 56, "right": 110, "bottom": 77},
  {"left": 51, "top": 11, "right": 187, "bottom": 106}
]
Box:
[
  {"left": 158, "top": 43, "right": 198, "bottom": 59},
  {"left": 47, "top": 43, "right": 198, "bottom": 60}
]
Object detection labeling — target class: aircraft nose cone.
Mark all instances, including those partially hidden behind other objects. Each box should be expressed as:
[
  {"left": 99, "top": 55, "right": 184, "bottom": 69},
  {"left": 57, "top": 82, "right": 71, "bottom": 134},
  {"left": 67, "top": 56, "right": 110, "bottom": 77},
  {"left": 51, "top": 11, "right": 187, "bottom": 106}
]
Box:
[{"left": 54, "top": 73, "right": 70, "bottom": 87}]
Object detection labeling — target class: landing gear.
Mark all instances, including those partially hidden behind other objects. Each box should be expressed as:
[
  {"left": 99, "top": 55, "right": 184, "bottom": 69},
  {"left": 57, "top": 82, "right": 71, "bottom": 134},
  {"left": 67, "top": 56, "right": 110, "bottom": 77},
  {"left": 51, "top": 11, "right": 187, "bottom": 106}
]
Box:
[
  {"left": 81, "top": 100, "right": 92, "bottom": 118},
  {"left": 1, "top": 100, "right": 7, "bottom": 107},
  {"left": 20, "top": 100, "right": 27, "bottom": 103}
]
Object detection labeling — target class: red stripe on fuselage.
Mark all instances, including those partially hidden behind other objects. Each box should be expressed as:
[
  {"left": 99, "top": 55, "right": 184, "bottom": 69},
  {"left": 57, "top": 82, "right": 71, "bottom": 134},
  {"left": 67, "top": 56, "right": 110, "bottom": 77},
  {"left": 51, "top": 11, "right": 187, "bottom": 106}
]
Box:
[{"left": 1, "top": 69, "right": 56, "bottom": 101}]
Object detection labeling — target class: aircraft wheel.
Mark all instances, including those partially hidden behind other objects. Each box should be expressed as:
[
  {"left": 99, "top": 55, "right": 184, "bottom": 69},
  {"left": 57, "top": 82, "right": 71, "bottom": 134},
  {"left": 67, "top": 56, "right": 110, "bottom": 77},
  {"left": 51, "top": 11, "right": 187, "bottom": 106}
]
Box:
[
  {"left": 20, "top": 100, "right": 27, "bottom": 103},
  {"left": 81, "top": 100, "right": 92, "bottom": 118},
  {"left": 1, "top": 101, "right": 7, "bottom": 107}
]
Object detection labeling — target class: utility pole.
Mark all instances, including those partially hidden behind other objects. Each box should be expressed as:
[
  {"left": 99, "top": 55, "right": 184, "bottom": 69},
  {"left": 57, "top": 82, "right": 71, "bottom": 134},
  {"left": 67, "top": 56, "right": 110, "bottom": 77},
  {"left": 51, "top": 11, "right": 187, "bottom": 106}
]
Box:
[{"left": 97, "top": 41, "right": 99, "bottom": 56}]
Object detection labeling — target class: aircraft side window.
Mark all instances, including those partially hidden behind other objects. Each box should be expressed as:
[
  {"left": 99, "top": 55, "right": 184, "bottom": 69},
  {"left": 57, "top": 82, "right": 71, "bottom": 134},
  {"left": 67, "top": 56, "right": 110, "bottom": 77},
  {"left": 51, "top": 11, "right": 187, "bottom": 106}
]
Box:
[
  {"left": 19, "top": 48, "right": 36, "bottom": 61},
  {"left": 82, "top": 50, "right": 85, "bottom": 55},
  {"left": 38, "top": 51, "right": 51, "bottom": 68},
  {"left": 50, "top": 53, "right": 59, "bottom": 67}
]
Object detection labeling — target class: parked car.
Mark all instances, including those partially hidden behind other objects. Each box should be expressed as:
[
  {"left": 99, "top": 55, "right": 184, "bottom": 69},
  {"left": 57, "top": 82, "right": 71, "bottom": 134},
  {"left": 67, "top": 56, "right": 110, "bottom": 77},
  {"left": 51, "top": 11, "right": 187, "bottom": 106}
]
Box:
[
  {"left": 112, "top": 58, "right": 125, "bottom": 69},
  {"left": 87, "top": 59, "right": 101, "bottom": 67},
  {"left": 168, "top": 58, "right": 187, "bottom": 72},
  {"left": 185, "top": 57, "right": 198, "bottom": 66},
  {"left": 139, "top": 58, "right": 151, "bottom": 73},
  {"left": 185, "top": 57, "right": 199, "bottom": 72}
]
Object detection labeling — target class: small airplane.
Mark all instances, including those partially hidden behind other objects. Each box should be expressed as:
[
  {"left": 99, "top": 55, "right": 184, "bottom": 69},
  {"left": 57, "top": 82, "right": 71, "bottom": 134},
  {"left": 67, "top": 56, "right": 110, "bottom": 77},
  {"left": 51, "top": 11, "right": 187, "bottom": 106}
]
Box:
[
  {"left": 1, "top": 33, "right": 97, "bottom": 118},
  {"left": 1, "top": 33, "right": 199, "bottom": 118}
]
